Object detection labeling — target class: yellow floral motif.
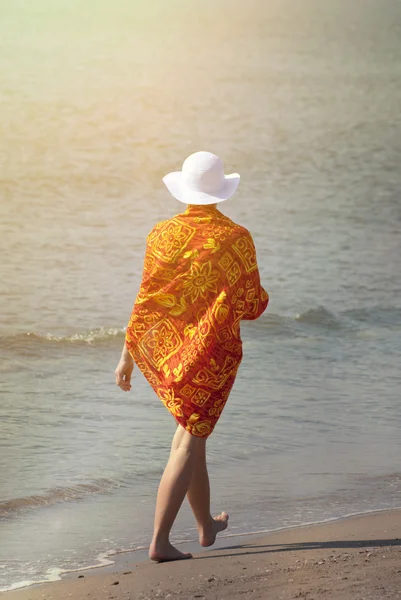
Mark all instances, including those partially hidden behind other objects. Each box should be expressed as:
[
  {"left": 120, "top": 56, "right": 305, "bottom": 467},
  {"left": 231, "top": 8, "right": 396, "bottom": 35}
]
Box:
[
  {"left": 152, "top": 219, "right": 196, "bottom": 263},
  {"left": 139, "top": 318, "right": 183, "bottom": 369},
  {"left": 183, "top": 249, "right": 199, "bottom": 259},
  {"left": 160, "top": 223, "right": 190, "bottom": 253},
  {"left": 192, "top": 389, "right": 211, "bottom": 407},
  {"left": 227, "top": 261, "right": 241, "bottom": 286},
  {"left": 148, "top": 326, "right": 177, "bottom": 365},
  {"left": 182, "top": 261, "right": 219, "bottom": 303}
]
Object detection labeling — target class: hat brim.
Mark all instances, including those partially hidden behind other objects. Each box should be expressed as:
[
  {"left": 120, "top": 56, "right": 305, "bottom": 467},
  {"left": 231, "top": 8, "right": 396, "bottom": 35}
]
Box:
[{"left": 162, "top": 172, "right": 240, "bottom": 205}]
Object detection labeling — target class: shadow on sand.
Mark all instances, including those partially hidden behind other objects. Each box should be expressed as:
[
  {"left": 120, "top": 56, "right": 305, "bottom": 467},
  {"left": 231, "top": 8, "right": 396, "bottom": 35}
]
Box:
[{"left": 197, "top": 537, "right": 401, "bottom": 560}]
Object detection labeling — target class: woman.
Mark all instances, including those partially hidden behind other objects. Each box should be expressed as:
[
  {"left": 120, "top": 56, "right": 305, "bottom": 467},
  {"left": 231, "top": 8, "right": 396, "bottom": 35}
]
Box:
[{"left": 115, "top": 151, "right": 268, "bottom": 562}]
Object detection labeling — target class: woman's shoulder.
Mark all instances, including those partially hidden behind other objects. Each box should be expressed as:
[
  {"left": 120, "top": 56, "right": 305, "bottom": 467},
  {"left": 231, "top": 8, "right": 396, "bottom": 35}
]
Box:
[
  {"left": 147, "top": 211, "right": 252, "bottom": 243},
  {"left": 146, "top": 218, "right": 169, "bottom": 240},
  {"left": 222, "top": 217, "right": 252, "bottom": 241}
]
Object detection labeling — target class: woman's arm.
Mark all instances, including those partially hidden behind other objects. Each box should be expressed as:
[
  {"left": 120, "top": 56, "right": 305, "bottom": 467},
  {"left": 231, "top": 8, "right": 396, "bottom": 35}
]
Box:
[
  {"left": 115, "top": 227, "right": 155, "bottom": 393},
  {"left": 240, "top": 234, "right": 269, "bottom": 320},
  {"left": 115, "top": 340, "right": 134, "bottom": 392},
  {"left": 241, "top": 283, "right": 269, "bottom": 320}
]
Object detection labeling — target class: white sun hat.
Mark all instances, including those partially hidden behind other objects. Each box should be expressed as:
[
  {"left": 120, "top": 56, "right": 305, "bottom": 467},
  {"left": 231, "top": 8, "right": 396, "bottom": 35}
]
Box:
[{"left": 163, "top": 151, "right": 240, "bottom": 205}]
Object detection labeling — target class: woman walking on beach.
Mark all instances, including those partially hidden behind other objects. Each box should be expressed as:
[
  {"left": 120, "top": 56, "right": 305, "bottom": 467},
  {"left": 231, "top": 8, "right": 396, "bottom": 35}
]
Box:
[{"left": 115, "top": 151, "right": 269, "bottom": 562}]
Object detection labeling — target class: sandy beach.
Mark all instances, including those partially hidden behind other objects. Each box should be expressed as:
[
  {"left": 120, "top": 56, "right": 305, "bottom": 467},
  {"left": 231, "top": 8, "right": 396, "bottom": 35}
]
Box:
[{"left": 5, "top": 509, "right": 401, "bottom": 600}]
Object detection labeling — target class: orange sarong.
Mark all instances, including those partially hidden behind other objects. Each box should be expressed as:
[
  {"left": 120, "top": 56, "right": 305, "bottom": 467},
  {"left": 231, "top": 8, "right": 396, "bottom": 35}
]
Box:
[{"left": 125, "top": 204, "right": 269, "bottom": 437}]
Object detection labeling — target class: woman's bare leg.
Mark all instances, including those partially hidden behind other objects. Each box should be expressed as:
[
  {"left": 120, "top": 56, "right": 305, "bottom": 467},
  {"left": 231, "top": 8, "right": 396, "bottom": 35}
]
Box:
[
  {"left": 149, "top": 425, "right": 203, "bottom": 562},
  {"left": 173, "top": 425, "right": 229, "bottom": 545},
  {"left": 186, "top": 436, "right": 229, "bottom": 547}
]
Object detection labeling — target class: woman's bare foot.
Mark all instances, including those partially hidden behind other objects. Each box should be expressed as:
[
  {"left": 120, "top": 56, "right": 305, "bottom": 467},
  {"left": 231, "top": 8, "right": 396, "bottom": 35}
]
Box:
[
  {"left": 199, "top": 511, "right": 229, "bottom": 547},
  {"left": 149, "top": 539, "right": 193, "bottom": 563}
]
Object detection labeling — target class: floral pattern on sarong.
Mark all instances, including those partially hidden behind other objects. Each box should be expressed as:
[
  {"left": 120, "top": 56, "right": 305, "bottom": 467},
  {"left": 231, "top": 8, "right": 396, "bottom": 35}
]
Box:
[{"left": 125, "top": 205, "right": 269, "bottom": 437}]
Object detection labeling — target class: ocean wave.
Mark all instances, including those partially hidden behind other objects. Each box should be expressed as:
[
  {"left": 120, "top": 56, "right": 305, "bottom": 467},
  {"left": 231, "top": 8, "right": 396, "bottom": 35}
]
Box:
[
  {"left": 245, "top": 307, "right": 348, "bottom": 338},
  {"left": 0, "top": 327, "right": 125, "bottom": 350},
  {"left": 343, "top": 306, "right": 401, "bottom": 327},
  {"left": 1, "top": 304, "right": 399, "bottom": 353},
  {"left": 266, "top": 304, "right": 401, "bottom": 332},
  {"left": 0, "top": 478, "right": 122, "bottom": 518},
  {"left": 295, "top": 306, "right": 342, "bottom": 328}
]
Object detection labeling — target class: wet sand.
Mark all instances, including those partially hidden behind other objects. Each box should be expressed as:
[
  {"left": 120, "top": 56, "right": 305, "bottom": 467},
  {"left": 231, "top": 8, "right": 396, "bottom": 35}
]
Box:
[{"left": 5, "top": 509, "right": 401, "bottom": 600}]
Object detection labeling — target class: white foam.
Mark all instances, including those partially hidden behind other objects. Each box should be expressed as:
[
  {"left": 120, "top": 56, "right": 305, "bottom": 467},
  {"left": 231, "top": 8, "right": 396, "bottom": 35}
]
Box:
[
  {"left": 0, "top": 568, "right": 62, "bottom": 593},
  {"left": 60, "top": 552, "right": 115, "bottom": 575}
]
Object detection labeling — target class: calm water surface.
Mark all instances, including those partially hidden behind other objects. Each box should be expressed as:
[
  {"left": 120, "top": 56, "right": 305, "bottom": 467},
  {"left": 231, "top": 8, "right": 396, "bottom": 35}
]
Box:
[{"left": 1, "top": 0, "right": 401, "bottom": 591}]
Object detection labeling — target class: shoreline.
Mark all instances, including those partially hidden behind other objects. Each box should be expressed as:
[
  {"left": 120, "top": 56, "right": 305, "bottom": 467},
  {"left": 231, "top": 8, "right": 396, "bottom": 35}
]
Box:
[{"left": 5, "top": 507, "right": 401, "bottom": 599}]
